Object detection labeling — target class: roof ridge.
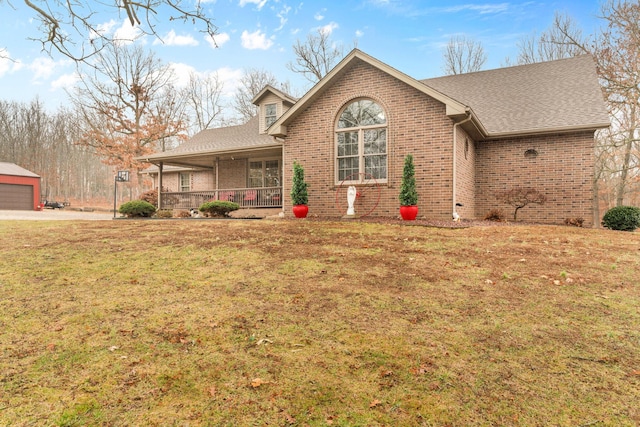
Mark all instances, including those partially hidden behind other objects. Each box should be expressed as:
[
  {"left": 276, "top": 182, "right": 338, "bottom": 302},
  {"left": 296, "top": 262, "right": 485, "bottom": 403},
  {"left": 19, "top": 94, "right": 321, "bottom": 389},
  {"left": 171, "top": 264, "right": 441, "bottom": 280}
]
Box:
[{"left": 421, "top": 54, "right": 594, "bottom": 82}]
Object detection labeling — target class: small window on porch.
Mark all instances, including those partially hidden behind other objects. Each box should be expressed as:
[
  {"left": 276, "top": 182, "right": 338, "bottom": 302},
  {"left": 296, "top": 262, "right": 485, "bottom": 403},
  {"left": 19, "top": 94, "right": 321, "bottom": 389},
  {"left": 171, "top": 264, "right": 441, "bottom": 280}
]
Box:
[
  {"left": 179, "top": 173, "right": 191, "bottom": 192},
  {"left": 249, "top": 160, "right": 281, "bottom": 188},
  {"left": 265, "top": 103, "right": 277, "bottom": 128}
]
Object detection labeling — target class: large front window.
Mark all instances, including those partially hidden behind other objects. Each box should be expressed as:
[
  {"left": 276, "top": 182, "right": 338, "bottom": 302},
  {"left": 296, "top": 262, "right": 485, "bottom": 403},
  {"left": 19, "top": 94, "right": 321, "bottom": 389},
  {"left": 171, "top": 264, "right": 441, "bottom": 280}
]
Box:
[
  {"left": 249, "top": 159, "right": 281, "bottom": 187},
  {"left": 336, "top": 99, "right": 387, "bottom": 183}
]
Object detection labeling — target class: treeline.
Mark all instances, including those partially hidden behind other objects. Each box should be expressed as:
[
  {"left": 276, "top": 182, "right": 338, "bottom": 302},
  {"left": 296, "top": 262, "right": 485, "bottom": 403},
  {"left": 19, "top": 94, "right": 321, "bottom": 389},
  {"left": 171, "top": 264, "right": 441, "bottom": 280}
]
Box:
[{"left": 0, "top": 99, "right": 113, "bottom": 204}]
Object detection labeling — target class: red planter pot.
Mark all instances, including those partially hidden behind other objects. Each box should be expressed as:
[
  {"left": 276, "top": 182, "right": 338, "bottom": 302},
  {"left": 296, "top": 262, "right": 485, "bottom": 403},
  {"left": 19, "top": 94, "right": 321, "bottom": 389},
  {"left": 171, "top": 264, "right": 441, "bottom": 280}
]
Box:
[
  {"left": 400, "top": 205, "right": 418, "bottom": 221},
  {"left": 292, "top": 205, "right": 309, "bottom": 218}
]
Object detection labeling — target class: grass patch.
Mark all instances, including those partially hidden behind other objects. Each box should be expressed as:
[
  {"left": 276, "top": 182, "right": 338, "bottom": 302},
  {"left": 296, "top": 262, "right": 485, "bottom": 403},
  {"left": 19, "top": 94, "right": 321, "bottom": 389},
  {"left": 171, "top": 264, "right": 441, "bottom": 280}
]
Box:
[{"left": 0, "top": 219, "right": 639, "bottom": 425}]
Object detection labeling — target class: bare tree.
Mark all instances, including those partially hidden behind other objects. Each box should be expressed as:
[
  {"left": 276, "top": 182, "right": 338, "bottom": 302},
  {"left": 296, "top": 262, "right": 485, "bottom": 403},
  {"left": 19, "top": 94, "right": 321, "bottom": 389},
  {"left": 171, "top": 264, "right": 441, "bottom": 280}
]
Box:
[
  {"left": 71, "top": 44, "right": 188, "bottom": 175},
  {"left": 287, "top": 29, "right": 345, "bottom": 83},
  {"left": 232, "top": 68, "right": 280, "bottom": 123},
  {"left": 183, "top": 72, "right": 225, "bottom": 134},
  {"left": 442, "top": 35, "right": 486, "bottom": 75},
  {"left": 495, "top": 188, "right": 547, "bottom": 221},
  {"left": 593, "top": 0, "right": 640, "bottom": 207},
  {"left": 515, "top": 4, "right": 640, "bottom": 217},
  {"left": 0, "top": 99, "right": 113, "bottom": 202},
  {"left": 512, "top": 12, "right": 587, "bottom": 65},
  {"left": 2, "top": 0, "right": 217, "bottom": 64}
]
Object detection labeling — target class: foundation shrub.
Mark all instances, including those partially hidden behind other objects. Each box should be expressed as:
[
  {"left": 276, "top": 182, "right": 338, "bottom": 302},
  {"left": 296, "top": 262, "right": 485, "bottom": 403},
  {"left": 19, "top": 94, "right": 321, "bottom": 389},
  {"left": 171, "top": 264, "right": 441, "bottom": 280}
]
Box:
[
  {"left": 199, "top": 201, "right": 239, "bottom": 217},
  {"left": 118, "top": 200, "right": 156, "bottom": 217},
  {"left": 601, "top": 206, "right": 640, "bottom": 231}
]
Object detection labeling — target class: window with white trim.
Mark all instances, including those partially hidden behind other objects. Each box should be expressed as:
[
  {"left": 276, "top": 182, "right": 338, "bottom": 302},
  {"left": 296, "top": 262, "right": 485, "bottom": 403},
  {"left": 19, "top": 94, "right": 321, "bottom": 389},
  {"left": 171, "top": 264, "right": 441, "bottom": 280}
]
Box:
[
  {"left": 336, "top": 99, "right": 387, "bottom": 183},
  {"left": 179, "top": 172, "right": 191, "bottom": 191},
  {"left": 249, "top": 159, "right": 281, "bottom": 187},
  {"left": 265, "top": 103, "right": 277, "bottom": 128}
]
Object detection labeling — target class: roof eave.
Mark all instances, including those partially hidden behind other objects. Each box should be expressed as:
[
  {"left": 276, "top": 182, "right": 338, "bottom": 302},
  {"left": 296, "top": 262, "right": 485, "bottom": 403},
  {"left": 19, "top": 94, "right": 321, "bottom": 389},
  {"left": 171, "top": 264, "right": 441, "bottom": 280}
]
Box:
[
  {"left": 480, "top": 122, "right": 611, "bottom": 140},
  {"left": 137, "top": 142, "right": 283, "bottom": 164}
]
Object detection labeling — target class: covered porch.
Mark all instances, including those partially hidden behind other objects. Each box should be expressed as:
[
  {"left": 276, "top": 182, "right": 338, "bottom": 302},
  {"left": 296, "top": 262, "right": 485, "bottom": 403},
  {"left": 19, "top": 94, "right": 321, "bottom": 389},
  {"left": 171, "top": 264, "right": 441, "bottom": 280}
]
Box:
[
  {"left": 161, "top": 187, "right": 282, "bottom": 210},
  {"left": 140, "top": 143, "right": 284, "bottom": 212}
]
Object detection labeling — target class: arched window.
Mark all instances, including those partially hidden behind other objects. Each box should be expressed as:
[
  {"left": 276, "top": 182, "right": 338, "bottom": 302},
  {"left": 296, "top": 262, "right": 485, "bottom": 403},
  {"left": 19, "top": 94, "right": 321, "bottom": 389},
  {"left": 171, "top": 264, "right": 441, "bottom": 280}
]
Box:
[{"left": 336, "top": 99, "right": 387, "bottom": 183}]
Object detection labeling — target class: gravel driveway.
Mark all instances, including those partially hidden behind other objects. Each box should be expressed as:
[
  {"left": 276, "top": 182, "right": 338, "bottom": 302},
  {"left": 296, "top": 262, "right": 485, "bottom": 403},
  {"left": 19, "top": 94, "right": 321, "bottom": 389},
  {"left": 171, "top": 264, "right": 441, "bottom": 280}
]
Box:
[{"left": 0, "top": 209, "right": 114, "bottom": 220}]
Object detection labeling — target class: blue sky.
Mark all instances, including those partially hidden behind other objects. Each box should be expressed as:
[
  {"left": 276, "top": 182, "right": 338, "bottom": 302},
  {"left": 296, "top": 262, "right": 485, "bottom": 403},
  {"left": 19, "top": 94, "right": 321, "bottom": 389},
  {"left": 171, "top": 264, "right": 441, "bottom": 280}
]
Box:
[{"left": 0, "top": 0, "right": 604, "bottom": 116}]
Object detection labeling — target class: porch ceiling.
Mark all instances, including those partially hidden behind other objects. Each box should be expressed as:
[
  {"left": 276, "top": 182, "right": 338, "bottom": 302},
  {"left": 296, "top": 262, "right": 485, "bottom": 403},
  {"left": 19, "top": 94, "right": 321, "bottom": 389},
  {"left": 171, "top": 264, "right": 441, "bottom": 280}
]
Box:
[{"left": 140, "top": 146, "right": 283, "bottom": 169}]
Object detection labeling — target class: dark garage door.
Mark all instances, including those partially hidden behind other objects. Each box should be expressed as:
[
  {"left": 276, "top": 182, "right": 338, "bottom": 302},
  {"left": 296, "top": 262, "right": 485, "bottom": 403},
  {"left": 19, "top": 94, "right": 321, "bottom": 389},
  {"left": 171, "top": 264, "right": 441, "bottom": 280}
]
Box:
[{"left": 0, "top": 183, "right": 34, "bottom": 210}]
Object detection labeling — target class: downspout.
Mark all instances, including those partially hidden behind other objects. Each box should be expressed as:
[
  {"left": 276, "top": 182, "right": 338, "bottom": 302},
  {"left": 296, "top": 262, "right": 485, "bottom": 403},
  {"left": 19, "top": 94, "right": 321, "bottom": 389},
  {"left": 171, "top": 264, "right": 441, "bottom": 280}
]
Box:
[{"left": 452, "top": 113, "right": 472, "bottom": 217}]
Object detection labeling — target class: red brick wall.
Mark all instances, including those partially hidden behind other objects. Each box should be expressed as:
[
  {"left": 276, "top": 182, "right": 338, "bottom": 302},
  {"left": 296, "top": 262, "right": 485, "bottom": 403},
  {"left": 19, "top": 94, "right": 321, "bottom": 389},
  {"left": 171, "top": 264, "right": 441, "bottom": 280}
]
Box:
[
  {"left": 283, "top": 58, "right": 456, "bottom": 219},
  {"left": 476, "top": 131, "right": 595, "bottom": 225},
  {"left": 218, "top": 160, "right": 247, "bottom": 189},
  {"left": 455, "top": 128, "right": 476, "bottom": 220}
]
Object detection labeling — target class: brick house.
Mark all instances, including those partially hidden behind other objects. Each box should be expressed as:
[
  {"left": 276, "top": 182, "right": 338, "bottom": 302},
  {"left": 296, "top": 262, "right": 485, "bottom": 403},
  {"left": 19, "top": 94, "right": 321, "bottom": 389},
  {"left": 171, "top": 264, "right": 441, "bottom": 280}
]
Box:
[{"left": 140, "top": 49, "right": 609, "bottom": 225}]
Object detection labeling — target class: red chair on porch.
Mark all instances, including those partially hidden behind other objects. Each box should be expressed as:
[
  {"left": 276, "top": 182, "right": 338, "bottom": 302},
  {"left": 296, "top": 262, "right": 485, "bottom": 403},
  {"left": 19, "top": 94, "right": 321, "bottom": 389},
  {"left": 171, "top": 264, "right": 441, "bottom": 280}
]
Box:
[
  {"left": 244, "top": 190, "right": 257, "bottom": 206},
  {"left": 218, "top": 191, "right": 234, "bottom": 201}
]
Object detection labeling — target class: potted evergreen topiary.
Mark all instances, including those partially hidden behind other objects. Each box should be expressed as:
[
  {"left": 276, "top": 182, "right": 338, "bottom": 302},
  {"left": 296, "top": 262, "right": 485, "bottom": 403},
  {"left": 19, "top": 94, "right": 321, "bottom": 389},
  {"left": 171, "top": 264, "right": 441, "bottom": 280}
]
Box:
[
  {"left": 399, "top": 154, "right": 419, "bottom": 220},
  {"left": 290, "top": 161, "right": 309, "bottom": 218}
]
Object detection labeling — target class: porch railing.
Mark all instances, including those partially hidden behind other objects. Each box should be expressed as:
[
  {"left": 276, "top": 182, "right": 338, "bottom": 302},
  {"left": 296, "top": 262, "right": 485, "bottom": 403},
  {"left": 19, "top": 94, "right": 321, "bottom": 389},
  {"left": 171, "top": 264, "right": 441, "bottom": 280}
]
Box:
[{"left": 160, "top": 187, "right": 282, "bottom": 210}]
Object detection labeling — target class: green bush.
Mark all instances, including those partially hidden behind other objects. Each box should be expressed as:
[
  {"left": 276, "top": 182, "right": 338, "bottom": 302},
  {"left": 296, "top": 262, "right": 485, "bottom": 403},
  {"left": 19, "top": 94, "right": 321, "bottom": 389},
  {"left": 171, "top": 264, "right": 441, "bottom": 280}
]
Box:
[
  {"left": 601, "top": 205, "right": 640, "bottom": 231},
  {"left": 290, "top": 162, "right": 309, "bottom": 206},
  {"left": 399, "top": 154, "right": 418, "bottom": 206},
  {"left": 199, "top": 200, "right": 239, "bottom": 217},
  {"left": 118, "top": 200, "right": 156, "bottom": 217}
]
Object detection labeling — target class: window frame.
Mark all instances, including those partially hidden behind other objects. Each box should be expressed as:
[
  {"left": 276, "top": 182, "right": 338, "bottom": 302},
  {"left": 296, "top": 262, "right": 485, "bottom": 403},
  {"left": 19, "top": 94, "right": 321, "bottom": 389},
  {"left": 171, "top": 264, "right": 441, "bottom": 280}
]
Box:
[
  {"left": 265, "top": 103, "right": 277, "bottom": 129},
  {"left": 335, "top": 99, "right": 388, "bottom": 185},
  {"left": 179, "top": 172, "right": 191, "bottom": 192},
  {"left": 248, "top": 158, "right": 282, "bottom": 188}
]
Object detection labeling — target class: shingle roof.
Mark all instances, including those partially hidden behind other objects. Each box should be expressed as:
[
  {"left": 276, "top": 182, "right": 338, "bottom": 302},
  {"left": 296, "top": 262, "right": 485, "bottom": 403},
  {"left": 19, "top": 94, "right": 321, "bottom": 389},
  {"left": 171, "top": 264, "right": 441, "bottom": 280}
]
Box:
[
  {"left": 0, "top": 162, "right": 40, "bottom": 178},
  {"left": 421, "top": 55, "right": 610, "bottom": 136},
  {"left": 144, "top": 116, "right": 275, "bottom": 160}
]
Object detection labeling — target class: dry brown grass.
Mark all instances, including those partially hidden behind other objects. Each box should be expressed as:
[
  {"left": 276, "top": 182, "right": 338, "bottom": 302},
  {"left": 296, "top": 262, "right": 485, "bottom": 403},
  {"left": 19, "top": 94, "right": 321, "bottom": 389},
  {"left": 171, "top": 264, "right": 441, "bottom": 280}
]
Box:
[{"left": 0, "top": 219, "right": 639, "bottom": 426}]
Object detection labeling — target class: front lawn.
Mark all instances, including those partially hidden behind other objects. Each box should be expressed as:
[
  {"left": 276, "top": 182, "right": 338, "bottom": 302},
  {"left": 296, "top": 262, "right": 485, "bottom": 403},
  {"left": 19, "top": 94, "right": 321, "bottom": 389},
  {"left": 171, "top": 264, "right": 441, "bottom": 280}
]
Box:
[{"left": 0, "top": 219, "right": 638, "bottom": 426}]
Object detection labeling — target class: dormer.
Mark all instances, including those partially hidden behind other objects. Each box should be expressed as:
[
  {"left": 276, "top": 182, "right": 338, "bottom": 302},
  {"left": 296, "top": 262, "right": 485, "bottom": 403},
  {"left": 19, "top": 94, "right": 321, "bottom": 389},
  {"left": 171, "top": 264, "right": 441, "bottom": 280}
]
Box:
[{"left": 252, "top": 85, "right": 297, "bottom": 134}]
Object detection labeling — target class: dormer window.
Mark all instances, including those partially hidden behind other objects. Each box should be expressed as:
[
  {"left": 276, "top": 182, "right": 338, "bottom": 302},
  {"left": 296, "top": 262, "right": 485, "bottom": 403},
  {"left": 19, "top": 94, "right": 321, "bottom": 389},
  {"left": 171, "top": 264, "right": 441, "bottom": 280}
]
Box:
[{"left": 265, "top": 103, "right": 277, "bottom": 128}]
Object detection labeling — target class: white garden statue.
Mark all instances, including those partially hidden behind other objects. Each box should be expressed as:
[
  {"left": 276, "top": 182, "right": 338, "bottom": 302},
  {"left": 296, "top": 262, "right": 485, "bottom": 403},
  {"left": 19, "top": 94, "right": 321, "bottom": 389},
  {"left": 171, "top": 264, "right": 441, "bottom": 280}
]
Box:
[{"left": 346, "top": 185, "right": 357, "bottom": 216}]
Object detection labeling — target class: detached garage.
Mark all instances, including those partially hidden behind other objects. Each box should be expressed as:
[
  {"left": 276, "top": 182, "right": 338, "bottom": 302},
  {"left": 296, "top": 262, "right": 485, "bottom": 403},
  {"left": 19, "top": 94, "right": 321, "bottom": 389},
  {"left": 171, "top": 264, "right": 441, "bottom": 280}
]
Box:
[{"left": 0, "top": 162, "right": 41, "bottom": 211}]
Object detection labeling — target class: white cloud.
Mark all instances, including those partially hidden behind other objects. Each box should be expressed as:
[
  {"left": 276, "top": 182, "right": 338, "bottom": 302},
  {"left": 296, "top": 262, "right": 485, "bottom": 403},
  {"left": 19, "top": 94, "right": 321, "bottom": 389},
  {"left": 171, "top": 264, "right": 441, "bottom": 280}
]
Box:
[
  {"left": 314, "top": 12, "right": 324, "bottom": 21},
  {"left": 167, "top": 62, "right": 242, "bottom": 98},
  {"left": 355, "top": 30, "right": 364, "bottom": 37},
  {"left": 51, "top": 72, "right": 79, "bottom": 91},
  {"left": 275, "top": 5, "right": 291, "bottom": 31},
  {"left": 168, "top": 62, "right": 197, "bottom": 87},
  {"left": 206, "top": 32, "right": 231, "bottom": 49},
  {"left": 216, "top": 66, "right": 244, "bottom": 97},
  {"left": 153, "top": 30, "right": 199, "bottom": 46},
  {"left": 113, "top": 19, "right": 144, "bottom": 45},
  {"left": 0, "top": 48, "right": 13, "bottom": 77},
  {"left": 440, "top": 3, "right": 509, "bottom": 15},
  {"left": 239, "top": 0, "right": 267, "bottom": 10},
  {"left": 318, "top": 22, "right": 339, "bottom": 36},
  {"left": 241, "top": 30, "right": 273, "bottom": 50},
  {"left": 91, "top": 19, "right": 118, "bottom": 39},
  {"left": 29, "top": 57, "right": 59, "bottom": 82}
]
